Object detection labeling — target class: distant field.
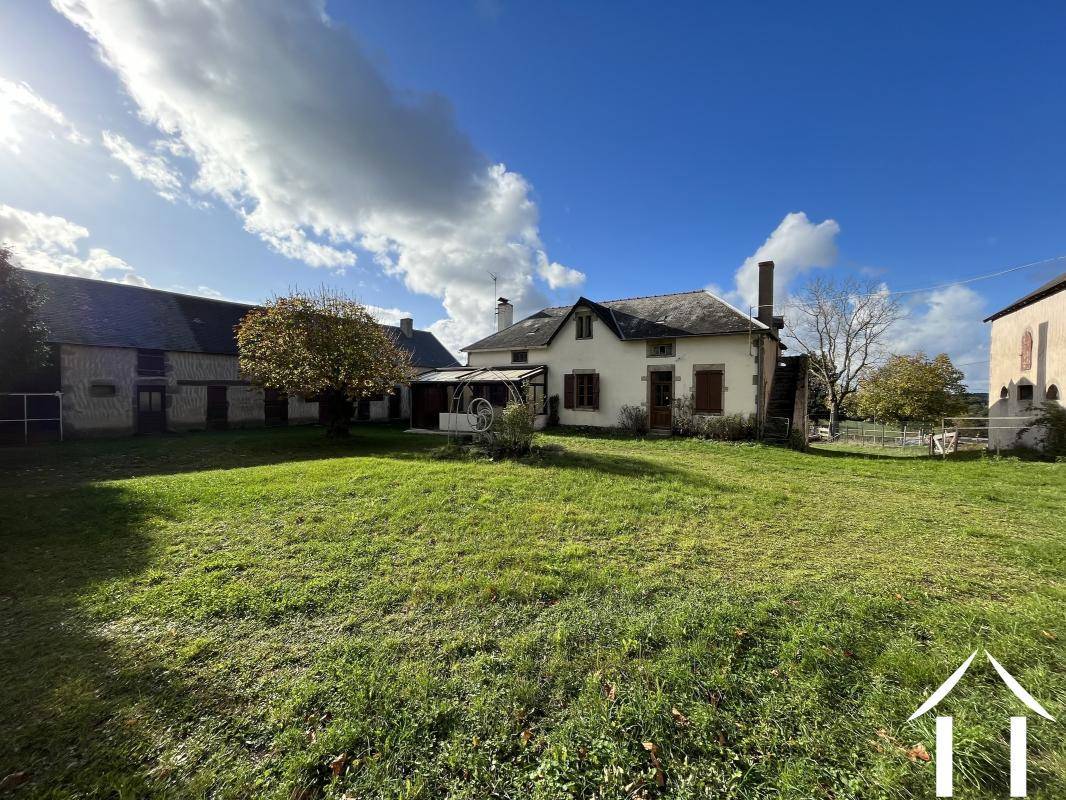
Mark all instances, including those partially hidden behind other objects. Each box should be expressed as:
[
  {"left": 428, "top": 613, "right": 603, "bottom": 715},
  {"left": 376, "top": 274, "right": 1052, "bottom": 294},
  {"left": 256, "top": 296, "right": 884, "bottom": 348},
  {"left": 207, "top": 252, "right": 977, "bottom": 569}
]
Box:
[{"left": 1, "top": 426, "right": 1063, "bottom": 798}]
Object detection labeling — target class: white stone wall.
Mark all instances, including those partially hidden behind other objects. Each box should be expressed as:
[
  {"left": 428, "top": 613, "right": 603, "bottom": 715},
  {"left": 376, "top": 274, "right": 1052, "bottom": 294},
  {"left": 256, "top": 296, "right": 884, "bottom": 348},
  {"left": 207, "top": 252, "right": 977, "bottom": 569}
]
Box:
[
  {"left": 988, "top": 289, "right": 1065, "bottom": 449},
  {"left": 59, "top": 345, "right": 324, "bottom": 436},
  {"left": 59, "top": 344, "right": 139, "bottom": 436},
  {"left": 465, "top": 314, "right": 764, "bottom": 427}
]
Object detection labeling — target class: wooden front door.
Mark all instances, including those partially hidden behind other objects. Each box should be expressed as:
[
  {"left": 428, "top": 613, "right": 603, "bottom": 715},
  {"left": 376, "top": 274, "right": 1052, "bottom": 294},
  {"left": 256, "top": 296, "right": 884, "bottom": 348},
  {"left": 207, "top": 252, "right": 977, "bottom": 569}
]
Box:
[
  {"left": 649, "top": 371, "right": 673, "bottom": 430},
  {"left": 264, "top": 388, "right": 288, "bottom": 427},
  {"left": 206, "top": 386, "right": 229, "bottom": 430},
  {"left": 136, "top": 385, "right": 166, "bottom": 434}
]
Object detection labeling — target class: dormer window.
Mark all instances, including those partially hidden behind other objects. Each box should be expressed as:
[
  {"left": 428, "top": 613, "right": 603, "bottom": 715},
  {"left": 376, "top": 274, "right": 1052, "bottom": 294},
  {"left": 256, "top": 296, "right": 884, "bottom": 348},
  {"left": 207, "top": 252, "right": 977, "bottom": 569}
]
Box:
[{"left": 575, "top": 313, "right": 593, "bottom": 340}]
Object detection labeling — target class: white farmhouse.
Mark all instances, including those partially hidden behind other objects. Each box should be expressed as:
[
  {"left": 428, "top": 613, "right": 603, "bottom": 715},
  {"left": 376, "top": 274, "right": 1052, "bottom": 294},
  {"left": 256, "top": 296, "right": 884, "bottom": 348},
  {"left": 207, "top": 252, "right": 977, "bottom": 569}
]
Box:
[{"left": 411, "top": 260, "right": 807, "bottom": 435}]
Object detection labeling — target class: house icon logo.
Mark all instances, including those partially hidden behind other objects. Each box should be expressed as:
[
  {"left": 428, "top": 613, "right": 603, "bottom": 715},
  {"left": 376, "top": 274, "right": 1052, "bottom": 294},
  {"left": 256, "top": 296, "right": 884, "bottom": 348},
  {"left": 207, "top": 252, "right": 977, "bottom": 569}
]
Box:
[{"left": 908, "top": 650, "right": 1055, "bottom": 797}]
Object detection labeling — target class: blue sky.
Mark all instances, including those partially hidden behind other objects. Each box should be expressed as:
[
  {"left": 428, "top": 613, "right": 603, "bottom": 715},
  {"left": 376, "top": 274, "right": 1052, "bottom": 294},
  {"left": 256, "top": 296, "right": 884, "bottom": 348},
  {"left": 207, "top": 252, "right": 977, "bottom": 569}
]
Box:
[{"left": 2, "top": 1, "right": 1065, "bottom": 389}]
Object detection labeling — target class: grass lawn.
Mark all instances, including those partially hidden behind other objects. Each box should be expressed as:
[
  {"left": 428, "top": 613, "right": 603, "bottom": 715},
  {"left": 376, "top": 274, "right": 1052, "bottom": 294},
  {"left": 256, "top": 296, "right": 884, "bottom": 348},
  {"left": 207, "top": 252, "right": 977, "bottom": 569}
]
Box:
[{"left": 1, "top": 426, "right": 1063, "bottom": 799}]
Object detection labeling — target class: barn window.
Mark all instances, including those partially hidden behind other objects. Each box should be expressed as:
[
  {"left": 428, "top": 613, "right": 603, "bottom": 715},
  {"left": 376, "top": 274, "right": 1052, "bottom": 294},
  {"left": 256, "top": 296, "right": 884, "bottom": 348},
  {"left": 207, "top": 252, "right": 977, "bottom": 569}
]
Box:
[
  {"left": 1018, "top": 384, "right": 1034, "bottom": 406},
  {"left": 511, "top": 350, "right": 528, "bottom": 364},
  {"left": 137, "top": 349, "right": 165, "bottom": 376},
  {"left": 1020, "top": 329, "right": 1033, "bottom": 371},
  {"left": 90, "top": 383, "right": 116, "bottom": 398},
  {"left": 1047, "top": 384, "right": 1060, "bottom": 402},
  {"left": 999, "top": 386, "right": 1009, "bottom": 400}
]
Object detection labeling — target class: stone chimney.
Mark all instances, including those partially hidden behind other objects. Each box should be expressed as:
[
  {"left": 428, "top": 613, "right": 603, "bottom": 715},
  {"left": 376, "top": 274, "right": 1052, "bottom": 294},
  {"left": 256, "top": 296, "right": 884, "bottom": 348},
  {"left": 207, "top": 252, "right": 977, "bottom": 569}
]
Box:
[
  {"left": 497, "top": 297, "right": 513, "bottom": 331},
  {"left": 757, "top": 260, "right": 774, "bottom": 327},
  {"left": 399, "top": 317, "right": 413, "bottom": 338}
]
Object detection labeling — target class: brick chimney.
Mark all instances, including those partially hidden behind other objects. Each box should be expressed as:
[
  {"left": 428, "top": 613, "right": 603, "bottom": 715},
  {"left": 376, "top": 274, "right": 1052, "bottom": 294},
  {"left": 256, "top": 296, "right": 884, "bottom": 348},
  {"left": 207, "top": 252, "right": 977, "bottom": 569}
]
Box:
[
  {"left": 757, "top": 260, "right": 774, "bottom": 327},
  {"left": 399, "top": 317, "right": 413, "bottom": 338},
  {"left": 497, "top": 297, "right": 513, "bottom": 331}
]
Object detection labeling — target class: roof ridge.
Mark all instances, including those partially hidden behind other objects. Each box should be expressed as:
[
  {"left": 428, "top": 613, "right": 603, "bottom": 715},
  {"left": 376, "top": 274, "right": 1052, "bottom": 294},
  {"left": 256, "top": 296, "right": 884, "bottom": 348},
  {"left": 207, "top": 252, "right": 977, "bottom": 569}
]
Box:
[
  {"left": 23, "top": 268, "right": 256, "bottom": 308},
  {"left": 597, "top": 288, "right": 708, "bottom": 304}
]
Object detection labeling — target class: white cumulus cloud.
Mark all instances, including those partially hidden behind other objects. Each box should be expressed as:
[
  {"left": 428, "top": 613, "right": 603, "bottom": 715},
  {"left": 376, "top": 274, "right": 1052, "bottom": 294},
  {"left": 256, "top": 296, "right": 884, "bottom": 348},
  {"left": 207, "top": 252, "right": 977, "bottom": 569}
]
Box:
[
  {"left": 720, "top": 212, "right": 840, "bottom": 310},
  {"left": 0, "top": 203, "right": 148, "bottom": 286},
  {"left": 891, "top": 284, "right": 990, "bottom": 392},
  {"left": 0, "top": 76, "right": 88, "bottom": 153},
  {"left": 101, "top": 130, "right": 187, "bottom": 203},
  {"left": 54, "top": 0, "right": 583, "bottom": 354}
]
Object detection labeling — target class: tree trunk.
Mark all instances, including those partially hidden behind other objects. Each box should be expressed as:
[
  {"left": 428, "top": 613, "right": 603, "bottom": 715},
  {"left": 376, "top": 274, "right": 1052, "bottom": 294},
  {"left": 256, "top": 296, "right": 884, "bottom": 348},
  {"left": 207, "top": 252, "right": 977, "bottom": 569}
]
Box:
[
  {"left": 829, "top": 405, "right": 839, "bottom": 437},
  {"left": 322, "top": 390, "right": 352, "bottom": 438}
]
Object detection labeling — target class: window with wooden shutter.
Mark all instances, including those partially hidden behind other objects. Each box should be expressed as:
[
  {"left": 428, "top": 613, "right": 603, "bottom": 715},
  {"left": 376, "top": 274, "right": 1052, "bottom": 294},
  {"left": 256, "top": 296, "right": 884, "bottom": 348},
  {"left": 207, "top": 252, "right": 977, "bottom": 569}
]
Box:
[
  {"left": 563, "top": 373, "right": 575, "bottom": 409},
  {"left": 590, "top": 373, "right": 600, "bottom": 409},
  {"left": 694, "top": 370, "right": 723, "bottom": 413}
]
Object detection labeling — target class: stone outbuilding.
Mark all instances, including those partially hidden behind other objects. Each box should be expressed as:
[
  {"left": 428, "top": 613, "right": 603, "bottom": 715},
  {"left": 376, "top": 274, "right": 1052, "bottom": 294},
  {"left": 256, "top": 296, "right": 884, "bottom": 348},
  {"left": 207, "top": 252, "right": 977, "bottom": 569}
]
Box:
[{"left": 2, "top": 271, "right": 457, "bottom": 440}]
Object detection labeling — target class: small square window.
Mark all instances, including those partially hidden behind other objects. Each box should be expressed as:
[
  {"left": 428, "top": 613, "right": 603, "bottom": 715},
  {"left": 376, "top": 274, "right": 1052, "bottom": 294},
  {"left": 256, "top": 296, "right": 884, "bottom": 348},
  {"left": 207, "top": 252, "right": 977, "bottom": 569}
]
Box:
[
  {"left": 511, "top": 350, "right": 528, "bottom": 364},
  {"left": 90, "top": 383, "right": 116, "bottom": 398},
  {"left": 647, "top": 340, "right": 674, "bottom": 357},
  {"left": 1018, "top": 384, "right": 1034, "bottom": 404}
]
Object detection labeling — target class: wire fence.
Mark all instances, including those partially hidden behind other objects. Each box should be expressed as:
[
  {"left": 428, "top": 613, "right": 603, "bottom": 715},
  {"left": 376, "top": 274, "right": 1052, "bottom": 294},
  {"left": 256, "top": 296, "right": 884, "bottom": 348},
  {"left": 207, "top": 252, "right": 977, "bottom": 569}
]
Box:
[
  {"left": 809, "top": 415, "right": 1039, "bottom": 457},
  {"left": 0, "top": 392, "right": 63, "bottom": 445}
]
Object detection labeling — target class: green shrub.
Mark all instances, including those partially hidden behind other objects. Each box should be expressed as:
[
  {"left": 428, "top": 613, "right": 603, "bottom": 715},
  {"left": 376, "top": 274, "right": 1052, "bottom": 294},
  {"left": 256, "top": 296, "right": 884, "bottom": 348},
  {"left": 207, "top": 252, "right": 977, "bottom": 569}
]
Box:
[
  {"left": 672, "top": 396, "right": 757, "bottom": 441},
  {"left": 616, "top": 404, "right": 648, "bottom": 436},
  {"left": 699, "top": 412, "right": 757, "bottom": 441},
  {"left": 487, "top": 398, "right": 536, "bottom": 456}
]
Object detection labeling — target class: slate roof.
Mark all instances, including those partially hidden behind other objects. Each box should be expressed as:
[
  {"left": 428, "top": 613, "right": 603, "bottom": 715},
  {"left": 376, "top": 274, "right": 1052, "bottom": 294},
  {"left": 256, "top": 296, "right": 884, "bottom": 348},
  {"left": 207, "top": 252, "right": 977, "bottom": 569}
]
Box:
[
  {"left": 22, "top": 271, "right": 459, "bottom": 369},
  {"left": 983, "top": 271, "right": 1066, "bottom": 323},
  {"left": 462, "top": 289, "right": 768, "bottom": 352}
]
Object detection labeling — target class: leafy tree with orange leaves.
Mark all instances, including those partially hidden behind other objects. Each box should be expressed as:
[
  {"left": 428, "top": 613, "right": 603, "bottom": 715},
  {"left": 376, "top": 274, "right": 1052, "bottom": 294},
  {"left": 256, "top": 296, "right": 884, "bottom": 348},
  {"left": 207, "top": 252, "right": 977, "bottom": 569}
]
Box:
[{"left": 236, "top": 288, "right": 411, "bottom": 436}]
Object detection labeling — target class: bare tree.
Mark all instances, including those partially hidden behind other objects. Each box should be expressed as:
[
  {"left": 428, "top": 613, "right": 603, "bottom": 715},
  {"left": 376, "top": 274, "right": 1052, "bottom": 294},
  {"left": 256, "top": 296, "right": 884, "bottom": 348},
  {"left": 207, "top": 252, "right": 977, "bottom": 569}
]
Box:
[{"left": 784, "top": 276, "right": 903, "bottom": 435}]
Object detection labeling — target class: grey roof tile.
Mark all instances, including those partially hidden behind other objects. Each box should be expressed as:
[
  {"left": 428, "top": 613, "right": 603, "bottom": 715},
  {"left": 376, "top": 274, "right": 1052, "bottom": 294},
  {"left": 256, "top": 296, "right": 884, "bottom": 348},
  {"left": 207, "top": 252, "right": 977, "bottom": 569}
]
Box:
[
  {"left": 22, "top": 271, "right": 458, "bottom": 369},
  {"left": 463, "top": 289, "right": 764, "bottom": 351}
]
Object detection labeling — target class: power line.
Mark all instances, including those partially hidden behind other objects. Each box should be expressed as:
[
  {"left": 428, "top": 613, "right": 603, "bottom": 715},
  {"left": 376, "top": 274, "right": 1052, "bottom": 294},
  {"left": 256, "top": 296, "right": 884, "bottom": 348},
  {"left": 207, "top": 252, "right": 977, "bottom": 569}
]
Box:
[{"left": 887, "top": 255, "right": 1066, "bottom": 296}]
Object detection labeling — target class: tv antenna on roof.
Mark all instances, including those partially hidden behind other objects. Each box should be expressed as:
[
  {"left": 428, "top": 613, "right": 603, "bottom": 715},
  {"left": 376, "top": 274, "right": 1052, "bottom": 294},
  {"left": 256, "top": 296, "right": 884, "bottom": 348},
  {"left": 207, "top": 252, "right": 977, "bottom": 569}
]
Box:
[{"left": 488, "top": 271, "right": 498, "bottom": 326}]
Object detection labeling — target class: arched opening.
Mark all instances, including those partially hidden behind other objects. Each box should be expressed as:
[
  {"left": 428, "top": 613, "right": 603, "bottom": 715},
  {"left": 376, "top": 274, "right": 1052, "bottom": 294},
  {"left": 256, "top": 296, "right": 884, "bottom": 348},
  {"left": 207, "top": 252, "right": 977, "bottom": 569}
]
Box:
[
  {"left": 999, "top": 386, "right": 1009, "bottom": 400},
  {"left": 1048, "top": 384, "right": 1060, "bottom": 402}
]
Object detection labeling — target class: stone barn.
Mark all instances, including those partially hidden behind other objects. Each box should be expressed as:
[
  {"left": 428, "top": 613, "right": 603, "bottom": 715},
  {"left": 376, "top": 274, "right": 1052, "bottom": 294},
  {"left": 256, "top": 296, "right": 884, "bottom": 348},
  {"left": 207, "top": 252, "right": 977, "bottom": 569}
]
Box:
[{"left": 2, "top": 271, "right": 457, "bottom": 440}]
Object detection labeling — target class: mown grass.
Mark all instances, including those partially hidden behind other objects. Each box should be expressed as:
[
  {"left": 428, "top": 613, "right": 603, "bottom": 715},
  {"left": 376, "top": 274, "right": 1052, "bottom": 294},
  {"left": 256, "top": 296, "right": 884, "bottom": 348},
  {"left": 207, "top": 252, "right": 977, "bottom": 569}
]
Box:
[{"left": 0, "top": 426, "right": 1062, "bottom": 799}]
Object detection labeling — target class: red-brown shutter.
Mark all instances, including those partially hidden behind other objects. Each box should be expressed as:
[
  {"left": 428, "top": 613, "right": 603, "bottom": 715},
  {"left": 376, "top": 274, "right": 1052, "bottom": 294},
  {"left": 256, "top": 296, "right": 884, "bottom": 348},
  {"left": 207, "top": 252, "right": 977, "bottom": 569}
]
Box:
[
  {"left": 563, "top": 373, "right": 575, "bottom": 409},
  {"left": 708, "top": 371, "right": 724, "bottom": 413},
  {"left": 694, "top": 371, "right": 710, "bottom": 412},
  {"left": 590, "top": 373, "right": 600, "bottom": 410}
]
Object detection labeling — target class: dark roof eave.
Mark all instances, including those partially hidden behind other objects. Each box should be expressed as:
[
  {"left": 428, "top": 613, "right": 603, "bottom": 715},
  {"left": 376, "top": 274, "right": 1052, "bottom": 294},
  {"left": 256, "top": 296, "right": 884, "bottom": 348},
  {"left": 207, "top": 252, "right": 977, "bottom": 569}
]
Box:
[{"left": 983, "top": 275, "right": 1066, "bottom": 322}]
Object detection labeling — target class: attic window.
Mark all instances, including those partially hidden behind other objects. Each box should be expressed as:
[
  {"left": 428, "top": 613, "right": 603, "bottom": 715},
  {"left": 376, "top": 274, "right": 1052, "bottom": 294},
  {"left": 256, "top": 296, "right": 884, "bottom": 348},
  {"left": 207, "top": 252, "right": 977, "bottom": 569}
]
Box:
[
  {"left": 575, "top": 313, "right": 593, "bottom": 340},
  {"left": 511, "top": 350, "right": 529, "bottom": 364}
]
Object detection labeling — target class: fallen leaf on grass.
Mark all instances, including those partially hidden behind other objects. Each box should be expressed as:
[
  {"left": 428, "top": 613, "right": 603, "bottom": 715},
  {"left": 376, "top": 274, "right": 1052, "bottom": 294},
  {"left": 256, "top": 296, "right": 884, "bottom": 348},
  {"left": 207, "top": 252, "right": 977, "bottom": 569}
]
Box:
[
  {"left": 520, "top": 729, "right": 533, "bottom": 745},
  {"left": 671, "top": 707, "right": 690, "bottom": 728},
  {"left": 642, "top": 742, "right": 665, "bottom": 787},
  {"left": 330, "top": 753, "right": 348, "bottom": 776},
  {"left": 1041, "top": 630, "right": 1056, "bottom": 640},
  {"left": 907, "top": 743, "right": 931, "bottom": 762}
]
